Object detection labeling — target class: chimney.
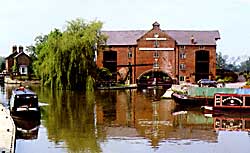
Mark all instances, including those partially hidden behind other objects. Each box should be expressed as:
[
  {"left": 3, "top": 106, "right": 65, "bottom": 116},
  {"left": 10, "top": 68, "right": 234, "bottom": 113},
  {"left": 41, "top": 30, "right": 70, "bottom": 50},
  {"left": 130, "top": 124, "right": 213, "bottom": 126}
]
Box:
[
  {"left": 19, "top": 45, "right": 24, "bottom": 53},
  {"left": 190, "top": 35, "right": 195, "bottom": 44},
  {"left": 152, "top": 21, "right": 160, "bottom": 30},
  {"left": 12, "top": 45, "right": 17, "bottom": 53}
]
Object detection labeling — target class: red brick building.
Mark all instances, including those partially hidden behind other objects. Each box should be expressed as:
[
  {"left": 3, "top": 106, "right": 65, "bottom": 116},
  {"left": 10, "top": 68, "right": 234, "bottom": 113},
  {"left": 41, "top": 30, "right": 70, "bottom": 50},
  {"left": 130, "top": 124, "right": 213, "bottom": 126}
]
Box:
[
  {"left": 96, "top": 22, "right": 220, "bottom": 84},
  {"left": 5, "top": 45, "right": 32, "bottom": 75}
]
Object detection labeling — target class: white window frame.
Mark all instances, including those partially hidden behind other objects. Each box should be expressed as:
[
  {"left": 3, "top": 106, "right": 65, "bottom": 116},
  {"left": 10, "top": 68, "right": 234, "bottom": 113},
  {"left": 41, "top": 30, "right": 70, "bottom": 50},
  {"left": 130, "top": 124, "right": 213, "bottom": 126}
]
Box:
[
  {"left": 179, "top": 76, "right": 185, "bottom": 81},
  {"left": 180, "top": 45, "right": 185, "bottom": 50},
  {"left": 180, "top": 52, "right": 186, "bottom": 59},
  {"left": 180, "top": 64, "right": 186, "bottom": 70}
]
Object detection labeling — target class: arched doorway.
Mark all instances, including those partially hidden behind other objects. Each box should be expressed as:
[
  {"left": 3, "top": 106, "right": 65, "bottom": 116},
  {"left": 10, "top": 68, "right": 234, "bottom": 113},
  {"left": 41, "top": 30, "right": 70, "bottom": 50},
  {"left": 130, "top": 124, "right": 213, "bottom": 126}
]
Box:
[
  {"left": 137, "top": 70, "right": 173, "bottom": 89},
  {"left": 195, "top": 50, "right": 209, "bottom": 82}
]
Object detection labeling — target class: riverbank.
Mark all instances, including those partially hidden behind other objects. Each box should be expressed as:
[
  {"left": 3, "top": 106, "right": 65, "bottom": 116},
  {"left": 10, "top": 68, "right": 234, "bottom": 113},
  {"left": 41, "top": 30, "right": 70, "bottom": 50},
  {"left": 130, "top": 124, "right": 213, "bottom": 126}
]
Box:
[
  {"left": 0, "top": 104, "right": 16, "bottom": 153},
  {"left": 4, "top": 76, "right": 40, "bottom": 85}
]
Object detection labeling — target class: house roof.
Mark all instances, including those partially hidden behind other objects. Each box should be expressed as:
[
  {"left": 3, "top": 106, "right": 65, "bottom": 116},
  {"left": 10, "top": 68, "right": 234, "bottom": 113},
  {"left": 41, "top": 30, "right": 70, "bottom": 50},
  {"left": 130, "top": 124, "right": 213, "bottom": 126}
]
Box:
[
  {"left": 165, "top": 30, "right": 220, "bottom": 45},
  {"left": 5, "top": 51, "right": 30, "bottom": 60},
  {"left": 13, "top": 51, "right": 30, "bottom": 59},
  {"left": 103, "top": 30, "right": 147, "bottom": 46},
  {"left": 103, "top": 30, "right": 220, "bottom": 46},
  {"left": 5, "top": 51, "right": 19, "bottom": 59}
]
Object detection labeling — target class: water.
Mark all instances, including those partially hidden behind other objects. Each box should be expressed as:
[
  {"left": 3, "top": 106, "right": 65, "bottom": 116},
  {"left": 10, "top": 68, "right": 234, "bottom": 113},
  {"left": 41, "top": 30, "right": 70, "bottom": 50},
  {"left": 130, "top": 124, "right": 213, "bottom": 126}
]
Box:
[{"left": 1, "top": 84, "right": 250, "bottom": 153}]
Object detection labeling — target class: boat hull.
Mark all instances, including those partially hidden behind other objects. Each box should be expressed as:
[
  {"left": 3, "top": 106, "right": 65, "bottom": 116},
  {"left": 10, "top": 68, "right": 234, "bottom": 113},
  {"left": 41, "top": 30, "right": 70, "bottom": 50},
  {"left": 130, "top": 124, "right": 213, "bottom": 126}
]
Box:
[{"left": 172, "top": 93, "right": 213, "bottom": 106}]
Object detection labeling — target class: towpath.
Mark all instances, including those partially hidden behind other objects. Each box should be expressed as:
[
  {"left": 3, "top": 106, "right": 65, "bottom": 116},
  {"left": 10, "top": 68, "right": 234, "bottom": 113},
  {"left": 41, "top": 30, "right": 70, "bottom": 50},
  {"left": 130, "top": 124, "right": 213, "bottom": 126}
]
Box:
[{"left": 0, "top": 104, "right": 16, "bottom": 153}]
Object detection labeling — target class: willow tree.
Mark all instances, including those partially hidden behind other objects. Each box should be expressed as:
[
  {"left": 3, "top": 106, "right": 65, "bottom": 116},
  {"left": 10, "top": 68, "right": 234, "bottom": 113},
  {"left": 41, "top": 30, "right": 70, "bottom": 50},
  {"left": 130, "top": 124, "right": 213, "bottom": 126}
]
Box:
[{"left": 33, "top": 19, "right": 106, "bottom": 90}]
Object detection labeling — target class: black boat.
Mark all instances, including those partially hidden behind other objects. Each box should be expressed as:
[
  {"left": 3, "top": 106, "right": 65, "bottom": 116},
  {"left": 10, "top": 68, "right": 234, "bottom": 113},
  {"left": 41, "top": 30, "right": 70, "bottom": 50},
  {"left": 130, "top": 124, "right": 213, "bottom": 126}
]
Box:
[
  {"left": 172, "top": 92, "right": 214, "bottom": 107},
  {"left": 9, "top": 86, "right": 40, "bottom": 119}
]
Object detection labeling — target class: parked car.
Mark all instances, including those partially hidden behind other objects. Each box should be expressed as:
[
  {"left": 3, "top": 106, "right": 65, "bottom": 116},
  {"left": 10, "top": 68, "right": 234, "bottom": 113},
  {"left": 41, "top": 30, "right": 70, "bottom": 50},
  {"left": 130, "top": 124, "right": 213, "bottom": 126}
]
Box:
[{"left": 197, "top": 79, "right": 217, "bottom": 87}]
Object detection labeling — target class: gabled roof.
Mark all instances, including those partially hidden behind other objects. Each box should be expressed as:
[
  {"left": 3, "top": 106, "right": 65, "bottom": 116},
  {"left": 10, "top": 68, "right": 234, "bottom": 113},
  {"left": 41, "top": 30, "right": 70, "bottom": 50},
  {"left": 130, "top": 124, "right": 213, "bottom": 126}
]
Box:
[
  {"left": 14, "top": 51, "right": 30, "bottom": 59},
  {"left": 5, "top": 51, "right": 19, "bottom": 59},
  {"left": 103, "top": 30, "right": 147, "bottom": 45},
  {"left": 103, "top": 30, "right": 220, "bottom": 46},
  {"left": 166, "top": 30, "right": 220, "bottom": 45},
  {"left": 5, "top": 51, "right": 30, "bottom": 60}
]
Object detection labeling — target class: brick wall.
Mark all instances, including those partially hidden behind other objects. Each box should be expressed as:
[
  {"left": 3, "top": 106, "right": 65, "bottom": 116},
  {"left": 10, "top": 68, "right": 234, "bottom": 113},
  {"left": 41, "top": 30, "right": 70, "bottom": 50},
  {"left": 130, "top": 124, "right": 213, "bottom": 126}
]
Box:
[
  {"left": 17, "top": 54, "right": 31, "bottom": 66},
  {"left": 136, "top": 28, "right": 177, "bottom": 80},
  {"left": 97, "top": 25, "right": 217, "bottom": 84}
]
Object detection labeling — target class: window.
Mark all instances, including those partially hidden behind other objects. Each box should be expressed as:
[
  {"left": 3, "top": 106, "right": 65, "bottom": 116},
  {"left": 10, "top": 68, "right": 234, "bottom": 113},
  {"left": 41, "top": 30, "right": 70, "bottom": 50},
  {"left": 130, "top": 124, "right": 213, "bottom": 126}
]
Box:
[
  {"left": 128, "top": 51, "right": 132, "bottom": 58},
  {"left": 180, "top": 45, "right": 185, "bottom": 50},
  {"left": 154, "top": 41, "right": 159, "bottom": 48},
  {"left": 128, "top": 47, "right": 132, "bottom": 58},
  {"left": 153, "top": 61, "right": 159, "bottom": 69},
  {"left": 180, "top": 64, "right": 186, "bottom": 70},
  {"left": 180, "top": 52, "right": 186, "bottom": 59},
  {"left": 21, "top": 68, "right": 25, "bottom": 73},
  {"left": 199, "top": 45, "right": 205, "bottom": 49},
  {"left": 179, "top": 76, "right": 185, "bottom": 81},
  {"left": 19, "top": 66, "right": 28, "bottom": 75},
  {"left": 153, "top": 51, "right": 159, "bottom": 58}
]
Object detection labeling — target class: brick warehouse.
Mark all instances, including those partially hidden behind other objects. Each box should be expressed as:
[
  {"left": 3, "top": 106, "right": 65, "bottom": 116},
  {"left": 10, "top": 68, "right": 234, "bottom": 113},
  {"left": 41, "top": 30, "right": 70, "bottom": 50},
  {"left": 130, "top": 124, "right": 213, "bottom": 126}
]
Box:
[{"left": 96, "top": 22, "right": 220, "bottom": 85}]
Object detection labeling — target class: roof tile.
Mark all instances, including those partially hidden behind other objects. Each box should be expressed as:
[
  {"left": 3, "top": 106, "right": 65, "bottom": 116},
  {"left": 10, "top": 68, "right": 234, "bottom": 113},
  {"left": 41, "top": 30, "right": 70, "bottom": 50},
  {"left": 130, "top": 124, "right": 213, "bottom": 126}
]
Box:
[{"left": 103, "top": 30, "right": 220, "bottom": 46}]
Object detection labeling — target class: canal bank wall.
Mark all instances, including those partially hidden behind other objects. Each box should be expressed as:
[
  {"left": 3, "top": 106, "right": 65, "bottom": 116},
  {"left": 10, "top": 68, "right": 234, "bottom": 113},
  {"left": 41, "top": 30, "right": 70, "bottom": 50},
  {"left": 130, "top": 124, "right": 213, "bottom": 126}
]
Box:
[{"left": 0, "top": 104, "right": 16, "bottom": 153}]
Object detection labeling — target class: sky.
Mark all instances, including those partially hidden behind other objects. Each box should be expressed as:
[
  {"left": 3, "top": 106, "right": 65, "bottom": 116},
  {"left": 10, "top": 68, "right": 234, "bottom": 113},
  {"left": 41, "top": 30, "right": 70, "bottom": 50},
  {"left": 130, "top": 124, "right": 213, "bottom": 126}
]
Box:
[{"left": 1, "top": 0, "right": 250, "bottom": 60}]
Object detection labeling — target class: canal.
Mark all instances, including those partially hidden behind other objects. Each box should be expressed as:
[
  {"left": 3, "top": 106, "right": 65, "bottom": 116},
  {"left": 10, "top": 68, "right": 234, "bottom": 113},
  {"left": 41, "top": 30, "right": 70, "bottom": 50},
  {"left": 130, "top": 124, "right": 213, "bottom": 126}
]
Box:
[{"left": 1, "top": 84, "right": 250, "bottom": 153}]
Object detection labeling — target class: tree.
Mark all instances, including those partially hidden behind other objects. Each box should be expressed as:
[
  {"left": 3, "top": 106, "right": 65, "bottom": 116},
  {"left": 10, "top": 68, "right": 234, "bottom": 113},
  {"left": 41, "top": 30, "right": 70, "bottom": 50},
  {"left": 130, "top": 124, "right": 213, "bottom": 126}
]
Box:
[
  {"left": 33, "top": 19, "right": 107, "bottom": 91},
  {"left": 216, "top": 52, "right": 227, "bottom": 69},
  {"left": 239, "top": 57, "right": 250, "bottom": 72},
  {"left": 0, "top": 56, "right": 5, "bottom": 72}
]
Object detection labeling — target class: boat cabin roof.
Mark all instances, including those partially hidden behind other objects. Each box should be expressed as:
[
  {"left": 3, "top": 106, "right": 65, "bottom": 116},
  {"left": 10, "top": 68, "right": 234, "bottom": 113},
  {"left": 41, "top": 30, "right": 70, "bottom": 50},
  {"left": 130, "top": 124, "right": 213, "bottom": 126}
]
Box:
[{"left": 13, "top": 87, "right": 37, "bottom": 96}]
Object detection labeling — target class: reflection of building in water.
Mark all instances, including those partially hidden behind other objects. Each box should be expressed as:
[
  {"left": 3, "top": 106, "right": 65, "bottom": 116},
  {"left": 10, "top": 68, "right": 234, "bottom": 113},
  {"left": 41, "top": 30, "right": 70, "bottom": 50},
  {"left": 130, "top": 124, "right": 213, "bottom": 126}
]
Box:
[
  {"left": 214, "top": 115, "right": 250, "bottom": 131},
  {"left": 96, "top": 90, "right": 218, "bottom": 148},
  {"left": 96, "top": 90, "right": 175, "bottom": 147}
]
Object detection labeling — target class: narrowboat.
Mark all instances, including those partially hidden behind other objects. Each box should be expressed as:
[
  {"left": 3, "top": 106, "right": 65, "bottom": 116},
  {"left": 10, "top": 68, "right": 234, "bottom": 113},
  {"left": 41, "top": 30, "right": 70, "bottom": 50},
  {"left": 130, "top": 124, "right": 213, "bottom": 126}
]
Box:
[
  {"left": 202, "top": 93, "right": 250, "bottom": 114},
  {"left": 172, "top": 92, "right": 214, "bottom": 106},
  {"left": 172, "top": 86, "right": 250, "bottom": 107},
  {"left": 9, "top": 86, "right": 40, "bottom": 119},
  {"left": 214, "top": 93, "right": 250, "bottom": 109}
]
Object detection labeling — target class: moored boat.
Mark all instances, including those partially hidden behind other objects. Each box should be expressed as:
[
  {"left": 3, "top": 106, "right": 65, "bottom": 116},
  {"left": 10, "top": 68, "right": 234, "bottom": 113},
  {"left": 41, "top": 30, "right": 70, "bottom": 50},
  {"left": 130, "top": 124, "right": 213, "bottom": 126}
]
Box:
[
  {"left": 202, "top": 92, "right": 250, "bottom": 114},
  {"left": 9, "top": 86, "right": 40, "bottom": 119},
  {"left": 214, "top": 93, "right": 250, "bottom": 109},
  {"left": 173, "top": 86, "right": 250, "bottom": 107}
]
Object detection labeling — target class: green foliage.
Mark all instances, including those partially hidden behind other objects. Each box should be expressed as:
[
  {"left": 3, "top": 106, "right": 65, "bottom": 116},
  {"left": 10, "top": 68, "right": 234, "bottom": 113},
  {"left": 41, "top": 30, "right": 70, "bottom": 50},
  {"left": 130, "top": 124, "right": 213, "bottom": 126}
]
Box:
[
  {"left": 223, "top": 76, "right": 234, "bottom": 82},
  {"left": 12, "top": 62, "right": 18, "bottom": 72},
  {"left": 33, "top": 19, "right": 107, "bottom": 90},
  {"left": 239, "top": 57, "right": 250, "bottom": 72},
  {"left": 243, "top": 72, "right": 250, "bottom": 82},
  {"left": 0, "top": 56, "right": 5, "bottom": 72},
  {"left": 216, "top": 52, "right": 226, "bottom": 69}
]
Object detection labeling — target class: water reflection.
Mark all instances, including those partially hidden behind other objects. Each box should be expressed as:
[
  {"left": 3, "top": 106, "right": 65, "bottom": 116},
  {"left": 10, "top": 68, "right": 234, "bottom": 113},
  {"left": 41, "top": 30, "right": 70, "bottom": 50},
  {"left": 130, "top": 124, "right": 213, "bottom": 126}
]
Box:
[
  {"left": 37, "top": 88, "right": 101, "bottom": 153},
  {"left": 1, "top": 85, "right": 250, "bottom": 153},
  {"left": 95, "top": 89, "right": 176, "bottom": 148},
  {"left": 95, "top": 89, "right": 219, "bottom": 149},
  {"left": 13, "top": 116, "right": 40, "bottom": 140},
  {"left": 212, "top": 114, "right": 250, "bottom": 131}
]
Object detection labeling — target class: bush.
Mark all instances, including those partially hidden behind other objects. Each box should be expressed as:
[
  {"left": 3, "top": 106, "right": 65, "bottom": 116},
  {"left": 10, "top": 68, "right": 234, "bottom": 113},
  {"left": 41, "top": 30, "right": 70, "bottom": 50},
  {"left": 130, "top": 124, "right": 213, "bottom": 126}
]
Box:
[{"left": 224, "top": 76, "right": 234, "bottom": 82}]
